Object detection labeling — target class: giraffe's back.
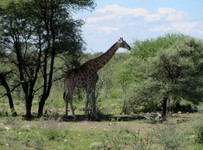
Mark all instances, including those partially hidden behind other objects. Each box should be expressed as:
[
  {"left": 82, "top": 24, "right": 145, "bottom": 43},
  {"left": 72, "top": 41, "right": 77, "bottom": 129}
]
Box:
[{"left": 65, "top": 65, "right": 98, "bottom": 90}]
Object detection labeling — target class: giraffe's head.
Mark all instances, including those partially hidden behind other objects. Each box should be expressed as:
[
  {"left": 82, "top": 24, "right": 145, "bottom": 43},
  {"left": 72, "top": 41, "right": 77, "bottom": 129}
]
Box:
[{"left": 117, "top": 37, "right": 131, "bottom": 50}]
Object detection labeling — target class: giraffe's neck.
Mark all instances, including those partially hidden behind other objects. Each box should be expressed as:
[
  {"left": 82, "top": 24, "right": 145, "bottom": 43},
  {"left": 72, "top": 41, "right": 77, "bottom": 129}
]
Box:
[{"left": 92, "top": 42, "right": 119, "bottom": 71}]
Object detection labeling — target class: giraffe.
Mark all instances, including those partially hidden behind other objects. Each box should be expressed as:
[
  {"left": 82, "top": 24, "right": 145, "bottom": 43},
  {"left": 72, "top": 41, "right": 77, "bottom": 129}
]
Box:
[{"left": 63, "top": 38, "right": 131, "bottom": 120}]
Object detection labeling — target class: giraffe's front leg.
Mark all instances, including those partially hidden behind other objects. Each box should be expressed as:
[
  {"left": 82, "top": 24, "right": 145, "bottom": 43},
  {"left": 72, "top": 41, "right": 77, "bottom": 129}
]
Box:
[
  {"left": 64, "top": 93, "right": 69, "bottom": 121},
  {"left": 85, "top": 93, "right": 90, "bottom": 120},
  {"left": 91, "top": 91, "right": 99, "bottom": 121},
  {"left": 70, "top": 98, "right": 76, "bottom": 121}
]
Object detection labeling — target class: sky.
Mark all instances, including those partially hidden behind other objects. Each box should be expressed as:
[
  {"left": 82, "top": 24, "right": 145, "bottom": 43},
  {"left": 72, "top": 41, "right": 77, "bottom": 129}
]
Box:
[{"left": 76, "top": 0, "right": 203, "bottom": 53}]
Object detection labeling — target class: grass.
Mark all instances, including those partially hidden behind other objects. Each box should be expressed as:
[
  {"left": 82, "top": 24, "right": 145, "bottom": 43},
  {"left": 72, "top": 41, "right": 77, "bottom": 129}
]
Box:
[
  {"left": 0, "top": 111, "right": 203, "bottom": 150},
  {"left": 1, "top": 94, "right": 203, "bottom": 149},
  {"left": 0, "top": 117, "right": 103, "bottom": 150}
]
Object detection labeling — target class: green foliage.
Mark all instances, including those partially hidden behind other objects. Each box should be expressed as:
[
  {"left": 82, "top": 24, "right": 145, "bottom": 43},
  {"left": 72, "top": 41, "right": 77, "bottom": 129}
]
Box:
[
  {"left": 123, "top": 34, "right": 203, "bottom": 115},
  {"left": 152, "top": 124, "right": 185, "bottom": 150},
  {"left": 173, "top": 100, "right": 197, "bottom": 113},
  {"left": 20, "top": 130, "right": 44, "bottom": 149},
  {"left": 90, "top": 142, "right": 104, "bottom": 150},
  {"left": 0, "top": 0, "right": 95, "bottom": 117},
  {"left": 0, "top": 0, "right": 18, "bottom": 7},
  {"left": 191, "top": 113, "right": 203, "bottom": 144},
  {"left": 102, "top": 128, "right": 136, "bottom": 149},
  {"left": 196, "top": 126, "right": 203, "bottom": 144},
  {"left": 45, "top": 128, "right": 67, "bottom": 141},
  {"left": 1, "top": 112, "right": 203, "bottom": 149},
  {"left": 123, "top": 79, "right": 165, "bottom": 114},
  {"left": 3, "top": 116, "right": 19, "bottom": 126},
  {"left": 131, "top": 34, "right": 186, "bottom": 58},
  {"left": 98, "top": 128, "right": 153, "bottom": 150}
]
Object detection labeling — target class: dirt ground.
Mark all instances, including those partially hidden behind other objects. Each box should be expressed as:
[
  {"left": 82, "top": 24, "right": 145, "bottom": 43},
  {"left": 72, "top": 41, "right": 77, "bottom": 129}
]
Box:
[{"left": 55, "top": 121, "right": 153, "bottom": 132}]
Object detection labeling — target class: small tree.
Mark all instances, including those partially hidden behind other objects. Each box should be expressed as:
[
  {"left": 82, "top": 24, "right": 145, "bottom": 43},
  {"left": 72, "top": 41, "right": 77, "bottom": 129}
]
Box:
[
  {"left": 152, "top": 38, "right": 203, "bottom": 117},
  {"left": 123, "top": 35, "right": 203, "bottom": 118},
  {"left": 0, "top": 71, "right": 17, "bottom": 116},
  {"left": 0, "top": 39, "right": 17, "bottom": 116}
]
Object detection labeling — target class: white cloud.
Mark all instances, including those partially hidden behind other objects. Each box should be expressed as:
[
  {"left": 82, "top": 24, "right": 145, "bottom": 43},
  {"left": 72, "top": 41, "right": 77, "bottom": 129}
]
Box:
[
  {"left": 161, "top": 9, "right": 187, "bottom": 21},
  {"left": 145, "top": 8, "right": 187, "bottom": 22},
  {"left": 145, "top": 13, "right": 161, "bottom": 22},
  {"left": 86, "top": 4, "right": 148, "bottom": 24},
  {"left": 96, "top": 4, "right": 148, "bottom": 17},
  {"left": 86, "top": 14, "right": 117, "bottom": 23},
  {"left": 149, "top": 25, "right": 172, "bottom": 32},
  {"left": 99, "top": 26, "right": 120, "bottom": 35},
  {"left": 171, "top": 21, "right": 203, "bottom": 33},
  {"left": 80, "top": 4, "right": 203, "bottom": 52},
  {"left": 157, "top": 8, "right": 176, "bottom": 16},
  {"left": 85, "top": 4, "right": 200, "bottom": 34}
]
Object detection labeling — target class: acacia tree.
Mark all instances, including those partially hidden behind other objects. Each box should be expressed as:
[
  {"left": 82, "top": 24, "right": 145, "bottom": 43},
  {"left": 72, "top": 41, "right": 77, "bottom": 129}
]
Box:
[
  {"left": 0, "top": 45, "right": 17, "bottom": 116},
  {"left": 0, "top": 0, "right": 95, "bottom": 118},
  {"left": 123, "top": 35, "right": 203, "bottom": 118}
]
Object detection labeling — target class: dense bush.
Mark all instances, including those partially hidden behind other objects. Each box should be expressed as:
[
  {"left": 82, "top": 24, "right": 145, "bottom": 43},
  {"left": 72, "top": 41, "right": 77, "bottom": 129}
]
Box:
[
  {"left": 196, "top": 126, "right": 203, "bottom": 144},
  {"left": 122, "top": 34, "right": 203, "bottom": 116}
]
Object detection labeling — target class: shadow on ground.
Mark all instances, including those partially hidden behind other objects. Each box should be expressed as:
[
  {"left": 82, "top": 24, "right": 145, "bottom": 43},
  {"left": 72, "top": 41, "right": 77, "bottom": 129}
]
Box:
[
  {"left": 57, "top": 114, "right": 157, "bottom": 122},
  {"left": 2, "top": 112, "right": 161, "bottom": 123}
]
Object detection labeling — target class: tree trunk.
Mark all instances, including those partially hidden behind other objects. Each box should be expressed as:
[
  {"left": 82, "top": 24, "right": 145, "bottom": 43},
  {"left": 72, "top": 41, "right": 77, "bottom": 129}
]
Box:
[
  {"left": 37, "top": 43, "right": 56, "bottom": 117},
  {"left": 25, "top": 95, "right": 33, "bottom": 119},
  {"left": 162, "top": 97, "right": 168, "bottom": 119},
  {"left": 0, "top": 73, "right": 17, "bottom": 116},
  {"left": 37, "top": 94, "right": 48, "bottom": 117},
  {"left": 6, "top": 87, "right": 17, "bottom": 116},
  {"left": 38, "top": 99, "right": 45, "bottom": 117}
]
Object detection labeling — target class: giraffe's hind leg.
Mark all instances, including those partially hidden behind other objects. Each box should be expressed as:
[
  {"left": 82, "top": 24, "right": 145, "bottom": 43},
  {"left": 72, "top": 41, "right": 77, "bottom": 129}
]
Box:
[
  {"left": 91, "top": 91, "right": 99, "bottom": 121},
  {"left": 85, "top": 92, "right": 90, "bottom": 120},
  {"left": 64, "top": 92, "right": 76, "bottom": 121},
  {"left": 69, "top": 97, "right": 76, "bottom": 121},
  {"left": 63, "top": 92, "right": 69, "bottom": 121}
]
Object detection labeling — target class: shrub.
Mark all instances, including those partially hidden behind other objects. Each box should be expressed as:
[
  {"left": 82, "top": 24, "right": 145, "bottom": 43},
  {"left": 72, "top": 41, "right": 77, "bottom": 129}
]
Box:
[
  {"left": 34, "top": 135, "right": 44, "bottom": 150},
  {"left": 196, "top": 126, "right": 203, "bottom": 144},
  {"left": 152, "top": 124, "right": 185, "bottom": 150},
  {"left": 100, "top": 128, "right": 152, "bottom": 150},
  {"left": 90, "top": 142, "right": 104, "bottom": 150},
  {"left": 173, "top": 100, "right": 198, "bottom": 113},
  {"left": 45, "top": 129, "right": 67, "bottom": 141}
]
